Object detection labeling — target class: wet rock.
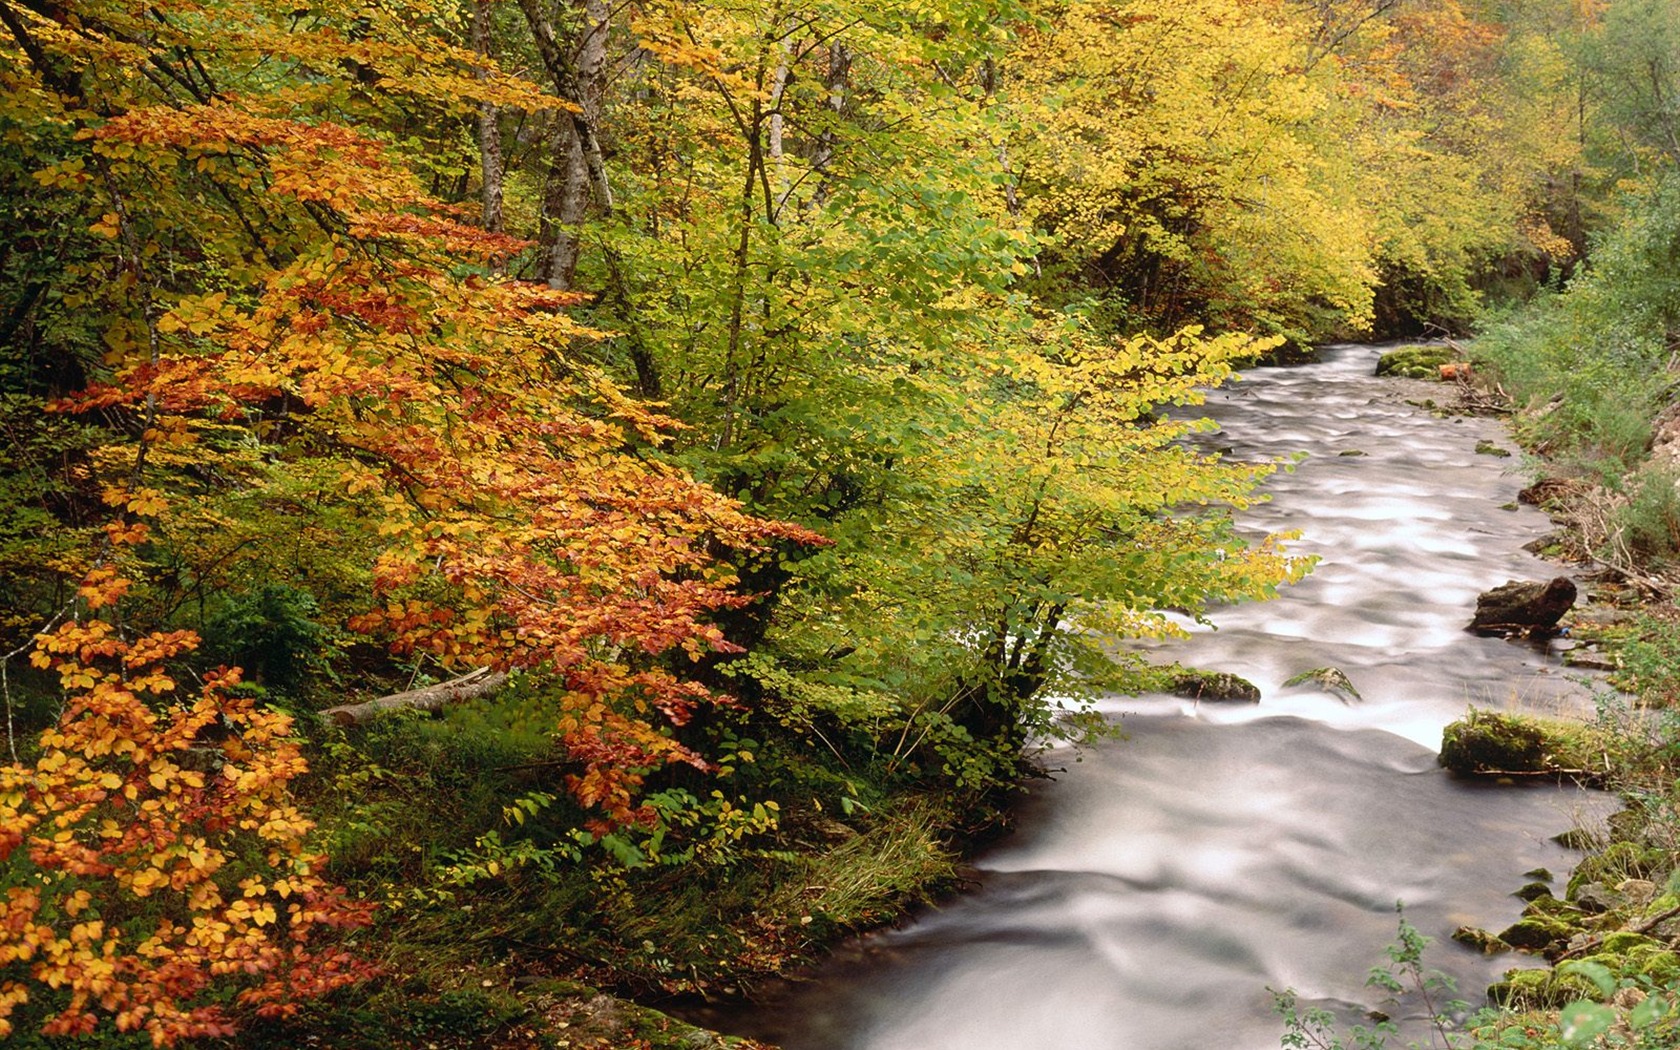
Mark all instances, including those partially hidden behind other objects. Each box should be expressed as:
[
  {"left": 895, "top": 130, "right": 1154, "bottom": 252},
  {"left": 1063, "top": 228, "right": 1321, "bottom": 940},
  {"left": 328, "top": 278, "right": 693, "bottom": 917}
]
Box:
[
  {"left": 1338, "top": 449, "right": 1367, "bottom": 456},
  {"left": 1475, "top": 440, "right": 1512, "bottom": 457},
  {"left": 1514, "top": 881, "right": 1555, "bottom": 902},
  {"left": 1525, "top": 867, "right": 1555, "bottom": 882},
  {"left": 1573, "top": 883, "right": 1623, "bottom": 915},
  {"left": 1498, "top": 915, "right": 1576, "bottom": 952},
  {"left": 1467, "top": 577, "right": 1577, "bottom": 637},
  {"left": 1521, "top": 534, "right": 1563, "bottom": 554},
  {"left": 1452, "top": 925, "right": 1511, "bottom": 955},
  {"left": 1566, "top": 842, "right": 1662, "bottom": 899},
  {"left": 1439, "top": 710, "right": 1545, "bottom": 774},
  {"left": 1617, "top": 878, "right": 1658, "bottom": 905},
  {"left": 1561, "top": 648, "right": 1616, "bottom": 671},
  {"left": 1169, "top": 669, "right": 1260, "bottom": 702},
  {"left": 1376, "top": 345, "right": 1458, "bottom": 379},
  {"left": 1553, "top": 828, "right": 1597, "bottom": 850}
]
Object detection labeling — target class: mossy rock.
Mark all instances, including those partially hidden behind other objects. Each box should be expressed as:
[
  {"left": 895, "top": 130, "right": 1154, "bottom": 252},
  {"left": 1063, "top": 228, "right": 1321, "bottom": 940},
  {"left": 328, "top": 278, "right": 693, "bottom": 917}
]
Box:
[
  {"left": 1453, "top": 925, "right": 1512, "bottom": 955},
  {"left": 1438, "top": 709, "right": 1599, "bottom": 778},
  {"left": 1567, "top": 841, "right": 1666, "bottom": 899},
  {"left": 1582, "top": 943, "right": 1680, "bottom": 986},
  {"left": 1168, "top": 668, "right": 1261, "bottom": 702},
  {"left": 1487, "top": 967, "right": 1599, "bottom": 1009},
  {"left": 519, "top": 980, "right": 754, "bottom": 1049},
  {"left": 1525, "top": 895, "right": 1583, "bottom": 918},
  {"left": 1376, "top": 345, "right": 1458, "bottom": 379},
  {"left": 1599, "top": 932, "right": 1660, "bottom": 954},
  {"left": 1514, "top": 881, "right": 1555, "bottom": 902},
  {"left": 1498, "top": 914, "right": 1579, "bottom": 952},
  {"left": 1554, "top": 828, "right": 1598, "bottom": 850}
]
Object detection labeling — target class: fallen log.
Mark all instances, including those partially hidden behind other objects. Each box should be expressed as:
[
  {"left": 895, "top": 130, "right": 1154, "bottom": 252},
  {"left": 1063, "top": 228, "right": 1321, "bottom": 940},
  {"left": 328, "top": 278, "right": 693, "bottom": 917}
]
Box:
[{"left": 321, "top": 667, "right": 509, "bottom": 725}]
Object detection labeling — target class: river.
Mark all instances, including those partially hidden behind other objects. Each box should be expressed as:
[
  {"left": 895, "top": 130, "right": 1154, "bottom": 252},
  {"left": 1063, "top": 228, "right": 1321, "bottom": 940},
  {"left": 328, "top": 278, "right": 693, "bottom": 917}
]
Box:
[{"left": 715, "top": 343, "right": 1613, "bottom": 1050}]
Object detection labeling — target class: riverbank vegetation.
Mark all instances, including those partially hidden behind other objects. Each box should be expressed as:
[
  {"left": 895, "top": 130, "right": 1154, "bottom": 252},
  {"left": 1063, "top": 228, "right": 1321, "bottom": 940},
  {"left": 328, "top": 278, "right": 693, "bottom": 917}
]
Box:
[{"left": 1, "top": 0, "right": 1676, "bottom": 1047}]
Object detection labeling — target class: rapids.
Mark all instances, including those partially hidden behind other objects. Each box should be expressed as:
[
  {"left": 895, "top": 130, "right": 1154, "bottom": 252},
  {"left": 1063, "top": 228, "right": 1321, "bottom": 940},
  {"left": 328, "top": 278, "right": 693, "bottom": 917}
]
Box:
[{"left": 715, "top": 344, "right": 1613, "bottom": 1050}]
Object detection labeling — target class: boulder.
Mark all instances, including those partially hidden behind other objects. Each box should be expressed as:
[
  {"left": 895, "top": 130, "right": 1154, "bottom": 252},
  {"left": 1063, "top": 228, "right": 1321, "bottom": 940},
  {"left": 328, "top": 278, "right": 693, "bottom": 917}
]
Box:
[
  {"left": 1452, "top": 925, "right": 1510, "bottom": 955},
  {"left": 1169, "top": 669, "right": 1261, "bottom": 702},
  {"left": 1467, "top": 577, "right": 1577, "bottom": 637}
]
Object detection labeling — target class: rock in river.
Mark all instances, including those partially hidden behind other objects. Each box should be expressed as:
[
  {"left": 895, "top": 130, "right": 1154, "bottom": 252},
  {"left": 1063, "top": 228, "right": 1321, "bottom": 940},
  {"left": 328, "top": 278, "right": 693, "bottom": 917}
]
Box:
[{"left": 1467, "top": 577, "right": 1576, "bottom": 637}]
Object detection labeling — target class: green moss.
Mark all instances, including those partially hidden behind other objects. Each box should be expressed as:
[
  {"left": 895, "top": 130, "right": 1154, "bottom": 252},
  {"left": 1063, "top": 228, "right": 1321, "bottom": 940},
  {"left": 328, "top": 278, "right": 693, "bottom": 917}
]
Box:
[
  {"left": 1598, "top": 932, "right": 1659, "bottom": 954},
  {"left": 1166, "top": 667, "right": 1261, "bottom": 702},
  {"left": 1438, "top": 709, "right": 1601, "bottom": 778},
  {"left": 1497, "top": 914, "right": 1578, "bottom": 952},
  {"left": 1567, "top": 841, "right": 1666, "bottom": 899},
  {"left": 1453, "top": 925, "right": 1511, "bottom": 955},
  {"left": 1376, "top": 345, "right": 1458, "bottom": 379},
  {"left": 1487, "top": 967, "right": 1599, "bottom": 1009}
]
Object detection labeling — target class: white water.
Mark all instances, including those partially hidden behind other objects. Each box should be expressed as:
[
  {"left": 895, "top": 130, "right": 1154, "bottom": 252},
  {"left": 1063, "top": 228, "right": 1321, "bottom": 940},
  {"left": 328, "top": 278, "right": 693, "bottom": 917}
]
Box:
[{"left": 715, "top": 345, "right": 1613, "bottom": 1050}]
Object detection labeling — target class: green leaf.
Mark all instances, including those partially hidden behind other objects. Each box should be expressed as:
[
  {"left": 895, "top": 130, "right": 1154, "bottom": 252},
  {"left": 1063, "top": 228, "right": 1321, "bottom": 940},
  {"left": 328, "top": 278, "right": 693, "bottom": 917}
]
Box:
[
  {"left": 1628, "top": 992, "right": 1669, "bottom": 1029},
  {"left": 1560, "top": 960, "right": 1617, "bottom": 999},
  {"left": 1557, "top": 1002, "right": 1615, "bottom": 1045}
]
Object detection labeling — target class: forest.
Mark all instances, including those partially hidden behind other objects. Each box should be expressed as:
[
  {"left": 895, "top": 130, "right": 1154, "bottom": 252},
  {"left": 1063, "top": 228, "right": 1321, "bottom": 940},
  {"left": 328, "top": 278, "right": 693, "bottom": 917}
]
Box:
[{"left": 2, "top": 0, "right": 1680, "bottom": 1047}]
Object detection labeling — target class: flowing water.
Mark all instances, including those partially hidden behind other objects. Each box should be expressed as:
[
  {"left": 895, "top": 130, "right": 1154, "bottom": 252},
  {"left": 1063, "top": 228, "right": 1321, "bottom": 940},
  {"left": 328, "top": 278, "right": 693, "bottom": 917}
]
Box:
[{"left": 716, "top": 344, "right": 1614, "bottom": 1050}]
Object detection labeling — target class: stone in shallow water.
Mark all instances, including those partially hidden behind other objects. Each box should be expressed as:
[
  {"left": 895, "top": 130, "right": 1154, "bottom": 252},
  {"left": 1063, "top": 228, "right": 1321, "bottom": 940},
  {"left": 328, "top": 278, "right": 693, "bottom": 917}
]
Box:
[
  {"left": 1167, "top": 669, "right": 1260, "bottom": 702},
  {"left": 1467, "top": 577, "right": 1577, "bottom": 637}
]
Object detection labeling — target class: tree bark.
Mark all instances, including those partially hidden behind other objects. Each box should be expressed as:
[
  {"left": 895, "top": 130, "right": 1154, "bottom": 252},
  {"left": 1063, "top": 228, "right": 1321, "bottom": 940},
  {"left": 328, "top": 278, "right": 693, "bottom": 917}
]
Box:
[
  {"left": 529, "top": 0, "right": 609, "bottom": 290},
  {"left": 810, "top": 42, "right": 850, "bottom": 207},
  {"left": 472, "top": 0, "right": 505, "bottom": 236},
  {"left": 321, "top": 668, "right": 509, "bottom": 725},
  {"left": 518, "top": 0, "right": 614, "bottom": 219}
]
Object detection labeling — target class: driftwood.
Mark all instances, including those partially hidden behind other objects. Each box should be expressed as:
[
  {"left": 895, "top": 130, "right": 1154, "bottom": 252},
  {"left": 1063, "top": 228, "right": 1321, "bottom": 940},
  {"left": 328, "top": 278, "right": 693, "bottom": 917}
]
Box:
[{"left": 322, "top": 667, "right": 509, "bottom": 726}]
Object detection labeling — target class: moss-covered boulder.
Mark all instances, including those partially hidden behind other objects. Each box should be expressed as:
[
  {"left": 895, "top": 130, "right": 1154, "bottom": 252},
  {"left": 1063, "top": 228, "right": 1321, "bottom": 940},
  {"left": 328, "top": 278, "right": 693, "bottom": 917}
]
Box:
[
  {"left": 1168, "top": 668, "right": 1261, "bottom": 702},
  {"left": 1438, "top": 709, "right": 1600, "bottom": 779},
  {"left": 1514, "top": 881, "right": 1555, "bottom": 902},
  {"left": 521, "top": 980, "right": 763, "bottom": 1049},
  {"left": 1453, "top": 925, "right": 1512, "bottom": 955},
  {"left": 1376, "top": 345, "right": 1459, "bottom": 379},
  {"left": 1498, "top": 914, "right": 1578, "bottom": 952}
]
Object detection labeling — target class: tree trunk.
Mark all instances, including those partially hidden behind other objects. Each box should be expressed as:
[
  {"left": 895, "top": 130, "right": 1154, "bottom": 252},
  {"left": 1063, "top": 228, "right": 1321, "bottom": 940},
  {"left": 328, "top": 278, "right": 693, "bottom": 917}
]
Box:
[
  {"left": 517, "top": 0, "right": 614, "bottom": 217},
  {"left": 810, "top": 42, "right": 850, "bottom": 207},
  {"left": 541, "top": 117, "right": 590, "bottom": 288},
  {"left": 321, "top": 668, "right": 509, "bottom": 725},
  {"left": 471, "top": 0, "right": 504, "bottom": 236},
  {"left": 530, "top": 0, "right": 609, "bottom": 290}
]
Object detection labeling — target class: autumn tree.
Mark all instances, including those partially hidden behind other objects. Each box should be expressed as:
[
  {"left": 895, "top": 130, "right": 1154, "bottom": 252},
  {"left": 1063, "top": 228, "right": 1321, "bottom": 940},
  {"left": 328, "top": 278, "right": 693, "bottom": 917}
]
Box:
[{"left": 1, "top": 591, "right": 374, "bottom": 1045}]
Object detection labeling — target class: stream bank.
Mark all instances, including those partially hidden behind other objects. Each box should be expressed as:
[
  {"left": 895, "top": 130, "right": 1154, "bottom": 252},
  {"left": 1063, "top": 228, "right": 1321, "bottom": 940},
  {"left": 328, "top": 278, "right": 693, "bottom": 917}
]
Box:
[{"left": 696, "top": 344, "right": 1624, "bottom": 1050}]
